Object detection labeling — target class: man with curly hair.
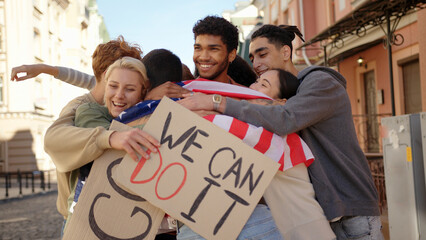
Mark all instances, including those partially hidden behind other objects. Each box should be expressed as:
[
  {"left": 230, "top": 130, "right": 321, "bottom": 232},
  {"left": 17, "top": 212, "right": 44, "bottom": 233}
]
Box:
[
  {"left": 191, "top": 15, "right": 239, "bottom": 84},
  {"left": 175, "top": 16, "right": 283, "bottom": 240}
]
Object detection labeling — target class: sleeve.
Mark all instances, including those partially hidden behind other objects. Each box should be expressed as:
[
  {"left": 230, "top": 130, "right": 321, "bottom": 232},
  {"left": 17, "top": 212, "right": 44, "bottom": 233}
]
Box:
[
  {"left": 55, "top": 66, "right": 96, "bottom": 90},
  {"left": 75, "top": 103, "right": 111, "bottom": 130},
  {"left": 44, "top": 96, "right": 114, "bottom": 172},
  {"left": 224, "top": 71, "right": 346, "bottom": 136}
]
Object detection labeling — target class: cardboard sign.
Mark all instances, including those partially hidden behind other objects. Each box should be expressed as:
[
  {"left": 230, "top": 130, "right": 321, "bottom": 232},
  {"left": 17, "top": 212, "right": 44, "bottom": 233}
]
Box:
[
  {"left": 114, "top": 97, "right": 279, "bottom": 240},
  {"left": 63, "top": 123, "right": 165, "bottom": 240}
]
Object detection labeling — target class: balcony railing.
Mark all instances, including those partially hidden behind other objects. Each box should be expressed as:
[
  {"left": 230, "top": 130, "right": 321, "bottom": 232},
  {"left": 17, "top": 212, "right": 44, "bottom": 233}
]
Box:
[
  {"left": 353, "top": 113, "right": 392, "bottom": 213},
  {"left": 352, "top": 113, "right": 392, "bottom": 153}
]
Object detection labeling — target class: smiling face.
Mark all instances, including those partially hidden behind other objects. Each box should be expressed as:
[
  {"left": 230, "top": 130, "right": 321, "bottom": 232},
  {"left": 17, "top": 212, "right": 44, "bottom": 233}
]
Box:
[
  {"left": 249, "top": 37, "right": 289, "bottom": 76},
  {"left": 105, "top": 68, "right": 143, "bottom": 118},
  {"left": 249, "top": 70, "right": 281, "bottom": 99},
  {"left": 193, "top": 34, "right": 236, "bottom": 83}
]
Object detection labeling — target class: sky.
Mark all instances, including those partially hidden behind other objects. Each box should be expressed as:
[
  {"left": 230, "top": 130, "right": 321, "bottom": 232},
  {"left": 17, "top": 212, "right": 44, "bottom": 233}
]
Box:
[{"left": 97, "top": 0, "right": 242, "bottom": 72}]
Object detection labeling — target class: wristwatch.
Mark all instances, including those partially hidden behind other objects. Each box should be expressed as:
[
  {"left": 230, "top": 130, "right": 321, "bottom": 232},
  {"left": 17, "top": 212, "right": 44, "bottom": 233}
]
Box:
[{"left": 212, "top": 94, "right": 222, "bottom": 111}]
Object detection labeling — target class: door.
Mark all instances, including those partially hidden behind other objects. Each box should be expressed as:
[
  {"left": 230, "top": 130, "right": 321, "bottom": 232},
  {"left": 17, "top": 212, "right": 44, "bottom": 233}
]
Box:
[
  {"left": 364, "top": 70, "right": 380, "bottom": 152},
  {"left": 402, "top": 60, "right": 422, "bottom": 114}
]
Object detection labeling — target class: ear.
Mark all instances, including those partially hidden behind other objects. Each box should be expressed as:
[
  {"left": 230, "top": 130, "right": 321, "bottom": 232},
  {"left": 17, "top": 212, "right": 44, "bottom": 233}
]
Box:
[
  {"left": 275, "top": 98, "right": 287, "bottom": 105},
  {"left": 228, "top": 49, "right": 237, "bottom": 63},
  {"left": 279, "top": 45, "right": 292, "bottom": 61}
]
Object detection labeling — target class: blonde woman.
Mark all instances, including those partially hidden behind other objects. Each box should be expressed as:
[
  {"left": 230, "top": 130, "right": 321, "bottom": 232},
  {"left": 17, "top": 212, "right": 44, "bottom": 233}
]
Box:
[{"left": 64, "top": 56, "right": 155, "bottom": 231}]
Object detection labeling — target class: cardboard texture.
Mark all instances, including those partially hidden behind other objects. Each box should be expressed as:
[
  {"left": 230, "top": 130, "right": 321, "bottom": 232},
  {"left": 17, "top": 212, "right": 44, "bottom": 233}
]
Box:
[
  {"left": 63, "top": 122, "right": 165, "bottom": 240},
  {"left": 114, "top": 97, "right": 279, "bottom": 240}
]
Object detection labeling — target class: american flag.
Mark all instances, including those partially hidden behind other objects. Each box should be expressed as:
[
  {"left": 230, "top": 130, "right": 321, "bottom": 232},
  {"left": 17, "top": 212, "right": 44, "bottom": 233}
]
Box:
[
  {"left": 180, "top": 79, "right": 272, "bottom": 100},
  {"left": 115, "top": 79, "right": 314, "bottom": 171},
  {"left": 204, "top": 114, "right": 313, "bottom": 171}
]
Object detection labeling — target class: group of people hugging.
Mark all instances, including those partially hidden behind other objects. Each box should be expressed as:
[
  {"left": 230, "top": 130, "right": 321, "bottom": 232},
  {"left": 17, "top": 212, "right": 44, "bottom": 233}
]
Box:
[{"left": 11, "top": 15, "right": 383, "bottom": 240}]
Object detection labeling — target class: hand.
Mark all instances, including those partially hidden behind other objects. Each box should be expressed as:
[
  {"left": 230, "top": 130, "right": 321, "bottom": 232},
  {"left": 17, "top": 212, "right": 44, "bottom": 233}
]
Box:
[
  {"left": 10, "top": 64, "right": 59, "bottom": 81},
  {"left": 109, "top": 128, "right": 160, "bottom": 161},
  {"left": 178, "top": 92, "right": 215, "bottom": 111},
  {"left": 144, "top": 81, "right": 191, "bottom": 100}
]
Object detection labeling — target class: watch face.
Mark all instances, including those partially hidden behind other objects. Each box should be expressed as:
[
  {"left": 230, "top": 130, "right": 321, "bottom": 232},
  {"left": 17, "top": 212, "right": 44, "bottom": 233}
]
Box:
[{"left": 213, "top": 95, "right": 221, "bottom": 102}]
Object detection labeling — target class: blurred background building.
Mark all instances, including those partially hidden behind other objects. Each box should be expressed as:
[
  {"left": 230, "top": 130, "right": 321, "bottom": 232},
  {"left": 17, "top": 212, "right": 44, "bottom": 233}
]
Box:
[{"left": 0, "top": 0, "right": 108, "bottom": 172}]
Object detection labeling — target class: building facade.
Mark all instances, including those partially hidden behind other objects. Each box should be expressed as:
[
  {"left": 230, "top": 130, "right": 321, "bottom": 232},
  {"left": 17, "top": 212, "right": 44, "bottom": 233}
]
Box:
[
  {"left": 248, "top": 1, "right": 426, "bottom": 238},
  {"left": 251, "top": 0, "right": 426, "bottom": 154},
  {"left": 0, "top": 0, "right": 108, "bottom": 172},
  {"left": 223, "top": 1, "right": 261, "bottom": 60}
]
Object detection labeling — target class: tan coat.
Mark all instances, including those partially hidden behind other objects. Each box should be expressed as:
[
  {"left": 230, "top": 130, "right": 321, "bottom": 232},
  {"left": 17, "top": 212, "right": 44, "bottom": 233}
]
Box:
[{"left": 44, "top": 93, "right": 113, "bottom": 218}]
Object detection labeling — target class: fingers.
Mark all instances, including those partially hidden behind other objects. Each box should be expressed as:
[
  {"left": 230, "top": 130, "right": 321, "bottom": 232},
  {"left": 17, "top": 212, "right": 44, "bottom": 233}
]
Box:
[
  {"left": 14, "top": 75, "right": 33, "bottom": 81},
  {"left": 122, "top": 144, "right": 139, "bottom": 162},
  {"left": 10, "top": 65, "right": 36, "bottom": 81},
  {"left": 182, "top": 93, "right": 194, "bottom": 98},
  {"left": 139, "top": 130, "right": 160, "bottom": 149},
  {"left": 145, "top": 81, "right": 192, "bottom": 100},
  {"left": 130, "top": 131, "right": 158, "bottom": 157},
  {"left": 165, "top": 84, "right": 191, "bottom": 98},
  {"left": 111, "top": 129, "right": 161, "bottom": 162},
  {"left": 10, "top": 66, "right": 26, "bottom": 81}
]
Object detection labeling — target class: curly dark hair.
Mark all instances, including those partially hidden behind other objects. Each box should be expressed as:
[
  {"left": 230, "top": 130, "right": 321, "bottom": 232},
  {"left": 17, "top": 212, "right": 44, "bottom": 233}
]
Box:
[
  {"left": 251, "top": 25, "right": 305, "bottom": 57},
  {"left": 193, "top": 15, "right": 239, "bottom": 52}
]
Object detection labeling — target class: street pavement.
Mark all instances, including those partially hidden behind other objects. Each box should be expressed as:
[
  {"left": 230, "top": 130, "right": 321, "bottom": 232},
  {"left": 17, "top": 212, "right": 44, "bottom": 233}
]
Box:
[{"left": 0, "top": 187, "right": 63, "bottom": 240}]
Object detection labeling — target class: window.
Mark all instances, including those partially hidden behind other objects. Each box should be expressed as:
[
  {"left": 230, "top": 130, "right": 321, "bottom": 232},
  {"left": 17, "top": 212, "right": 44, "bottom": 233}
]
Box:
[{"left": 402, "top": 60, "right": 422, "bottom": 114}]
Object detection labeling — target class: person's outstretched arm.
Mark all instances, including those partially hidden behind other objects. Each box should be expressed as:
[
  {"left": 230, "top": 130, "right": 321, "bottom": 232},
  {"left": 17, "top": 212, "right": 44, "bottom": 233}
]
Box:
[
  {"left": 179, "top": 71, "right": 343, "bottom": 136},
  {"left": 11, "top": 64, "right": 95, "bottom": 90}
]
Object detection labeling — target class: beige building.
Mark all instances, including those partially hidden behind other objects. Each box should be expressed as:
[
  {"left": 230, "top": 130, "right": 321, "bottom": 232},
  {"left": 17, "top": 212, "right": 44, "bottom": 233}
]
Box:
[
  {"left": 223, "top": 1, "right": 262, "bottom": 63},
  {"left": 0, "top": 0, "right": 109, "bottom": 172}
]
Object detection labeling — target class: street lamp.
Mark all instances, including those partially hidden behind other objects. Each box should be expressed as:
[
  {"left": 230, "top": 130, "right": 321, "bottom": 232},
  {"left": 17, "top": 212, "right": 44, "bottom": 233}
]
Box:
[{"left": 357, "top": 56, "right": 364, "bottom": 66}]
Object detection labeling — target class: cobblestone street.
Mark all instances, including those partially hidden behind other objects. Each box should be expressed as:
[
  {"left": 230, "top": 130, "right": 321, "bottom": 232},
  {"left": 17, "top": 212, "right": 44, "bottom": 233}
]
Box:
[{"left": 0, "top": 191, "right": 63, "bottom": 240}]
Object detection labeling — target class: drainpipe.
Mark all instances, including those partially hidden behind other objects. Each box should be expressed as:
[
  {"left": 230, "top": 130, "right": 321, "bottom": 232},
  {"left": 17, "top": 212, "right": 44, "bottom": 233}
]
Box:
[
  {"left": 298, "top": 0, "right": 312, "bottom": 66},
  {"left": 386, "top": 10, "right": 396, "bottom": 116}
]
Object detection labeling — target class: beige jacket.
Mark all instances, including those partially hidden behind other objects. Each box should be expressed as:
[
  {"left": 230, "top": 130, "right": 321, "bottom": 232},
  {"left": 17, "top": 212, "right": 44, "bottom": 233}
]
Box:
[{"left": 44, "top": 93, "right": 113, "bottom": 218}]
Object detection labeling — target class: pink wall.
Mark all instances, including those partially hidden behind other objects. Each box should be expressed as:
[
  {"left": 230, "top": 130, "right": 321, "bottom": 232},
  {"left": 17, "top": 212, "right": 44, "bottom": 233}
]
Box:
[
  {"left": 338, "top": 45, "right": 390, "bottom": 116},
  {"left": 334, "top": 0, "right": 352, "bottom": 21}
]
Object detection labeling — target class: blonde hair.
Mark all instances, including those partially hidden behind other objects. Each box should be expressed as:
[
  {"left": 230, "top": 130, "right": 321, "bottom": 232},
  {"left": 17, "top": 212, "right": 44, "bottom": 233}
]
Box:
[{"left": 104, "top": 56, "right": 150, "bottom": 98}]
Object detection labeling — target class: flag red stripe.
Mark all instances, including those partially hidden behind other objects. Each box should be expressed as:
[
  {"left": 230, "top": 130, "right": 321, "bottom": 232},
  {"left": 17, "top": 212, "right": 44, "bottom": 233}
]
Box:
[
  {"left": 253, "top": 130, "right": 273, "bottom": 154},
  {"left": 287, "top": 133, "right": 307, "bottom": 166},
  {"left": 203, "top": 114, "right": 215, "bottom": 122},
  {"left": 229, "top": 118, "right": 249, "bottom": 140},
  {"left": 278, "top": 153, "right": 285, "bottom": 171}
]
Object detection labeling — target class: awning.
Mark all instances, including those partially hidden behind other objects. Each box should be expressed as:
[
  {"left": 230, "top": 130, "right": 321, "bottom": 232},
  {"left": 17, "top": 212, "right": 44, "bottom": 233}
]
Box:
[
  {"left": 298, "top": 0, "right": 426, "bottom": 116},
  {"left": 298, "top": 0, "right": 426, "bottom": 50}
]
